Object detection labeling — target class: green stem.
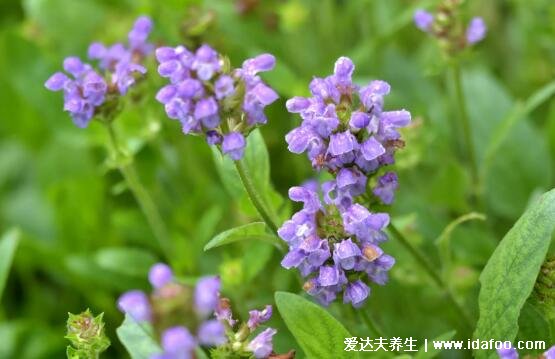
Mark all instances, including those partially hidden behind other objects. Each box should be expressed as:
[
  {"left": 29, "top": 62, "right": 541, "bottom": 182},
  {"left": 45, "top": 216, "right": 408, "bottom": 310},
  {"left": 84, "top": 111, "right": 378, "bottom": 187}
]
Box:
[
  {"left": 104, "top": 122, "right": 172, "bottom": 258},
  {"left": 355, "top": 307, "right": 384, "bottom": 338},
  {"left": 388, "top": 223, "right": 473, "bottom": 332},
  {"left": 452, "top": 62, "right": 479, "bottom": 190},
  {"left": 234, "top": 158, "right": 279, "bottom": 235}
]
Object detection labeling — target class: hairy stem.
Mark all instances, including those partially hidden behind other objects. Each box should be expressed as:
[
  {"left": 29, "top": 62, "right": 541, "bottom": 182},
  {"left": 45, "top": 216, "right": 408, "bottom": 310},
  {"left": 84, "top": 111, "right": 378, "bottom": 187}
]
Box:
[
  {"left": 388, "top": 223, "right": 473, "bottom": 332},
  {"left": 452, "top": 63, "right": 479, "bottom": 192},
  {"left": 105, "top": 122, "right": 172, "bottom": 258},
  {"left": 234, "top": 158, "right": 279, "bottom": 235}
]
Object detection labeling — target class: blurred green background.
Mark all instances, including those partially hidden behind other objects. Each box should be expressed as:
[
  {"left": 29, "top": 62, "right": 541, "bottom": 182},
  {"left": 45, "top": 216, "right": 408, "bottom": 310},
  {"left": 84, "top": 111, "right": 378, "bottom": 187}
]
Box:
[{"left": 0, "top": 0, "right": 554, "bottom": 357}]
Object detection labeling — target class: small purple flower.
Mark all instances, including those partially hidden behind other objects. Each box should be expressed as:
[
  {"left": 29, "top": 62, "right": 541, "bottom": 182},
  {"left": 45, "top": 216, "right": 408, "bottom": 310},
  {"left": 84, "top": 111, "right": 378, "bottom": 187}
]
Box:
[
  {"left": 247, "top": 328, "right": 277, "bottom": 359},
  {"left": 544, "top": 345, "right": 555, "bottom": 359},
  {"left": 197, "top": 320, "right": 227, "bottom": 346},
  {"left": 328, "top": 131, "right": 358, "bottom": 156},
  {"left": 194, "top": 276, "right": 221, "bottom": 317},
  {"left": 222, "top": 132, "right": 246, "bottom": 161},
  {"left": 247, "top": 305, "right": 272, "bottom": 330},
  {"left": 149, "top": 263, "right": 174, "bottom": 289},
  {"left": 161, "top": 326, "right": 196, "bottom": 358},
  {"left": 214, "top": 75, "right": 235, "bottom": 99},
  {"left": 496, "top": 345, "right": 518, "bottom": 359},
  {"left": 373, "top": 172, "right": 398, "bottom": 205},
  {"left": 333, "top": 239, "right": 361, "bottom": 270},
  {"left": 343, "top": 280, "right": 370, "bottom": 308},
  {"left": 117, "top": 290, "right": 151, "bottom": 322},
  {"left": 466, "top": 17, "right": 487, "bottom": 44},
  {"left": 414, "top": 9, "right": 434, "bottom": 32}
]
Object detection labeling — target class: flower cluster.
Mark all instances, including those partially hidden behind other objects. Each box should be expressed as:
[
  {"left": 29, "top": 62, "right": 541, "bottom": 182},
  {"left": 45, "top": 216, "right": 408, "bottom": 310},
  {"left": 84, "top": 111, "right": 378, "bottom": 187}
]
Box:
[
  {"left": 413, "top": 1, "right": 486, "bottom": 55},
  {"left": 280, "top": 57, "right": 408, "bottom": 307},
  {"left": 118, "top": 263, "right": 284, "bottom": 359},
  {"left": 155, "top": 44, "right": 278, "bottom": 160},
  {"left": 497, "top": 343, "right": 555, "bottom": 359},
  {"left": 44, "top": 16, "right": 153, "bottom": 128}
]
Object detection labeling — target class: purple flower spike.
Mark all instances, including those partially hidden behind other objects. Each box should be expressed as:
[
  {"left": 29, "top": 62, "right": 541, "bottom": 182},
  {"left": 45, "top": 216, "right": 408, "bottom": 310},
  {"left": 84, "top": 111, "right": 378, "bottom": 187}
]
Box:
[
  {"left": 343, "top": 280, "right": 370, "bottom": 307},
  {"left": 247, "top": 305, "right": 273, "bottom": 330},
  {"left": 194, "top": 276, "right": 221, "bottom": 317},
  {"left": 161, "top": 326, "right": 196, "bottom": 357},
  {"left": 156, "top": 45, "right": 278, "bottom": 160},
  {"left": 247, "top": 328, "right": 277, "bottom": 359},
  {"left": 466, "top": 17, "right": 487, "bottom": 44},
  {"left": 148, "top": 263, "right": 174, "bottom": 289},
  {"left": 280, "top": 57, "right": 405, "bottom": 307},
  {"left": 117, "top": 290, "right": 151, "bottom": 322},
  {"left": 222, "top": 132, "right": 246, "bottom": 161},
  {"left": 414, "top": 9, "right": 434, "bottom": 32}
]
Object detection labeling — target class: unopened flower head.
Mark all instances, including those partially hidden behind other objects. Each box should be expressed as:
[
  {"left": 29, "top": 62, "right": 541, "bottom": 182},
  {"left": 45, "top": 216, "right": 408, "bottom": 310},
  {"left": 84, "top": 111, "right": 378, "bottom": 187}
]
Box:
[
  {"left": 45, "top": 16, "right": 153, "bottom": 128},
  {"left": 65, "top": 309, "right": 110, "bottom": 358},
  {"left": 413, "top": 2, "right": 487, "bottom": 55},
  {"left": 155, "top": 44, "right": 278, "bottom": 160}
]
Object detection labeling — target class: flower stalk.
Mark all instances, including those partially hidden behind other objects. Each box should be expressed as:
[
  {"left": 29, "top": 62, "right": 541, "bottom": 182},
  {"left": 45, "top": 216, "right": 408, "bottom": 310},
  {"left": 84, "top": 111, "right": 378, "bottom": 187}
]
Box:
[
  {"left": 104, "top": 121, "right": 172, "bottom": 258},
  {"left": 234, "top": 158, "right": 279, "bottom": 235}
]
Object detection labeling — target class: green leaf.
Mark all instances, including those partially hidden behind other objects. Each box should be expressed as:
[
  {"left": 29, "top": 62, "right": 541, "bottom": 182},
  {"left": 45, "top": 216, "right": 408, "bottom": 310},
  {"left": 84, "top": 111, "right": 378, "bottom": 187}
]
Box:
[
  {"left": 0, "top": 228, "right": 20, "bottom": 300},
  {"left": 482, "top": 79, "right": 555, "bottom": 180},
  {"left": 462, "top": 69, "right": 552, "bottom": 219},
  {"left": 474, "top": 188, "right": 555, "bottom": 358},
  {"left": 116, "top": 315, "right": 161, "bottom": 359},
  {"left": 94, "top": 247, "right": 158, "bottom": 278},
  {"left": 517, "top": 302, "right": 552, "bottom": 346},
  {"left": 414, "top": 330, "right": 456, "bottom": 359},
  {"left": 204, "top": 222, "right": 281, "bottom": 251},
  {"left": 275, "top": 291, "right": 358, "bottom": 359}
]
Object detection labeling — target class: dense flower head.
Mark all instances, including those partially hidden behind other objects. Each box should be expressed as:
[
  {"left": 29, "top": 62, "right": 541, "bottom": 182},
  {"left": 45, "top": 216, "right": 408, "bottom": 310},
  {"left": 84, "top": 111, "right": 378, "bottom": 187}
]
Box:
[
  {"left": 155, "top": 44, "right": 278, "bottom": 160},
  {"left": 279, "top": 183, "right": 395, "bottom": 307},
  {"left": 44, "top": 16, "right": 153, "bottom": 128},
  {"left": 413, "top": 3, "right": 486, "bottom": 54},
  {"left": 280, "top": 57, "right": 404, "bottom": 308},
  {"left": 285, "top": 57, "right": 410, "bottom": 174},
  {"left": 117, "top": 263, "right": 284, "bottom": 359}
]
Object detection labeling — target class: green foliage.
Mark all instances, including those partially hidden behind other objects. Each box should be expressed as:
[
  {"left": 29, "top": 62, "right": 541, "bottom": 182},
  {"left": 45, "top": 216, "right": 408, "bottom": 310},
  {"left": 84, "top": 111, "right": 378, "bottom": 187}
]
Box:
[
  {"left": 275, "top": 291, "right": 357, "bottom": 359},
  {"left": 0, "top": 228, "right": 19, "bottom": 300},
  {"left": 204, "top": 222, "right": 281, "bottom": 251},
  {"left": 116, "top": 316, "right": 161, "bottom": 359},
  {"left": 474, "top": 189, "right": 555, "bottom": 358}
]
